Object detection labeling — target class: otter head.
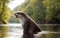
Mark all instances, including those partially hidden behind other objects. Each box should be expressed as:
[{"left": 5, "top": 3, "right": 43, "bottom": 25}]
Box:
[
  {"left": 14, "top": 11, "right": 27, "bottom": 19},
  {"left": 14, "top": 11, "right": 27, "bottom": 24}
]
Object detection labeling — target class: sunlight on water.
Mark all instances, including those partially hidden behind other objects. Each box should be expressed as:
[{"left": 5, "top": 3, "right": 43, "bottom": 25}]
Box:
[{"left": 4, "top": 24, "right": 23, "bottom": 38}]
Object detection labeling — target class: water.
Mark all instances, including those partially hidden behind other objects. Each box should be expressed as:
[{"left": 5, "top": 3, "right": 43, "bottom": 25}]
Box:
[
  {"left": 0, "top": 24, "right": 60, "bottom": 38},
  {"left": 5, "top": 24, "right": 23, "bottom": 38}
]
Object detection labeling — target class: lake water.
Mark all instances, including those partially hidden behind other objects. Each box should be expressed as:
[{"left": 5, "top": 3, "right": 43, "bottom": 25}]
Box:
[
  {"left": 4, "top": 24, "right": 23, "bottom": 38},
  {"left": 0, "top": 24, "right": 60, "bottom": 38}
]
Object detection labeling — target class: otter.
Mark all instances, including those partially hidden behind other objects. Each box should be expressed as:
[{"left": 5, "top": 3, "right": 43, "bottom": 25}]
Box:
[{"left": 14, "top": 11, "right": 41, "bottom": 38}]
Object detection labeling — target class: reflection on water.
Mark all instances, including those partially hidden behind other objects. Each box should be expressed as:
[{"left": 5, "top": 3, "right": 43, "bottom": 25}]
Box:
[
  {"left": 3, "top": 24, "right": 23, "bottom": 38},
  {"left": 0, "top": 24, "right": 60, "bottom": 38}
]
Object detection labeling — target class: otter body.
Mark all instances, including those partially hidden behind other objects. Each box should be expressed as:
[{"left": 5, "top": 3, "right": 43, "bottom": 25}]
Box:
[{"left": 15, "top": 11, "right": 41, "bottom": 38}]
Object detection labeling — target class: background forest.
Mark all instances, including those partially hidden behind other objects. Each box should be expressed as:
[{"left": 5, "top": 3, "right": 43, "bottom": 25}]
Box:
[
  {"left": 0, "top": 0, "right": 11, "bottom": 24},
  {"left": 11, "top": 0, "right": 60, "bottom": 24},
  {"left": 0, "top": 0, "right": 60, "bottom": 24}
]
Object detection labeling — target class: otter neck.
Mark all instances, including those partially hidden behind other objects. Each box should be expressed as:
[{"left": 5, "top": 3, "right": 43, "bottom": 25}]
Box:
[{"left": 19, "top": 17, "right": 26, "bottom": 25}]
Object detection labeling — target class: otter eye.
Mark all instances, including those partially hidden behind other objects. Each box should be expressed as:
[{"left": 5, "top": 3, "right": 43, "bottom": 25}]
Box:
[{"left": 17, "top": 13, "right": 20, "bottom": 14}]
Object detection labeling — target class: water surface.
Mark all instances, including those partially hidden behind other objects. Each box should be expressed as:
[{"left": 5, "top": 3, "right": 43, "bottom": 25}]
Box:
[{"left": 5, "top": 24, "right": 23, "bottom": 38}]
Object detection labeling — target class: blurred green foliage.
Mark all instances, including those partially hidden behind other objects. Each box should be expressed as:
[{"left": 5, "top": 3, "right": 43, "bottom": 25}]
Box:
[
  {"left": 9, "top": 16, "right": 20, "bottom": 23},
  {"left": 0, "top": 0, "right": 11, "bottom": 24},
  {"left": 43, "top": 0, "right": 60, "bottom": 23},
  {"left": 13, "top": 0, "right": 60, "bottom": 24}
]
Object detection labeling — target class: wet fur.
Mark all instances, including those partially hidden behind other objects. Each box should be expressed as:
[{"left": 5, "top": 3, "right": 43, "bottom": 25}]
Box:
[{"left": 15, "top": 11, "right": 41, "bottom": 38}]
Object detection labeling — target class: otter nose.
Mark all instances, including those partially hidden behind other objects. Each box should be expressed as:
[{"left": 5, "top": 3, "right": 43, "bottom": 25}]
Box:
[
  {"left": 14, "top": 13, "right": 18, "bottom": 17},
  {"left": 14, "top": 13, "right": 18, "bottom": 16}
]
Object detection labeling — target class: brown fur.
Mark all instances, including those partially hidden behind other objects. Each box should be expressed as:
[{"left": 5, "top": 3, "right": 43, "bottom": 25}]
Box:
[{"left": 14, "top": 11, "right": 41, "bottom": 38}]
